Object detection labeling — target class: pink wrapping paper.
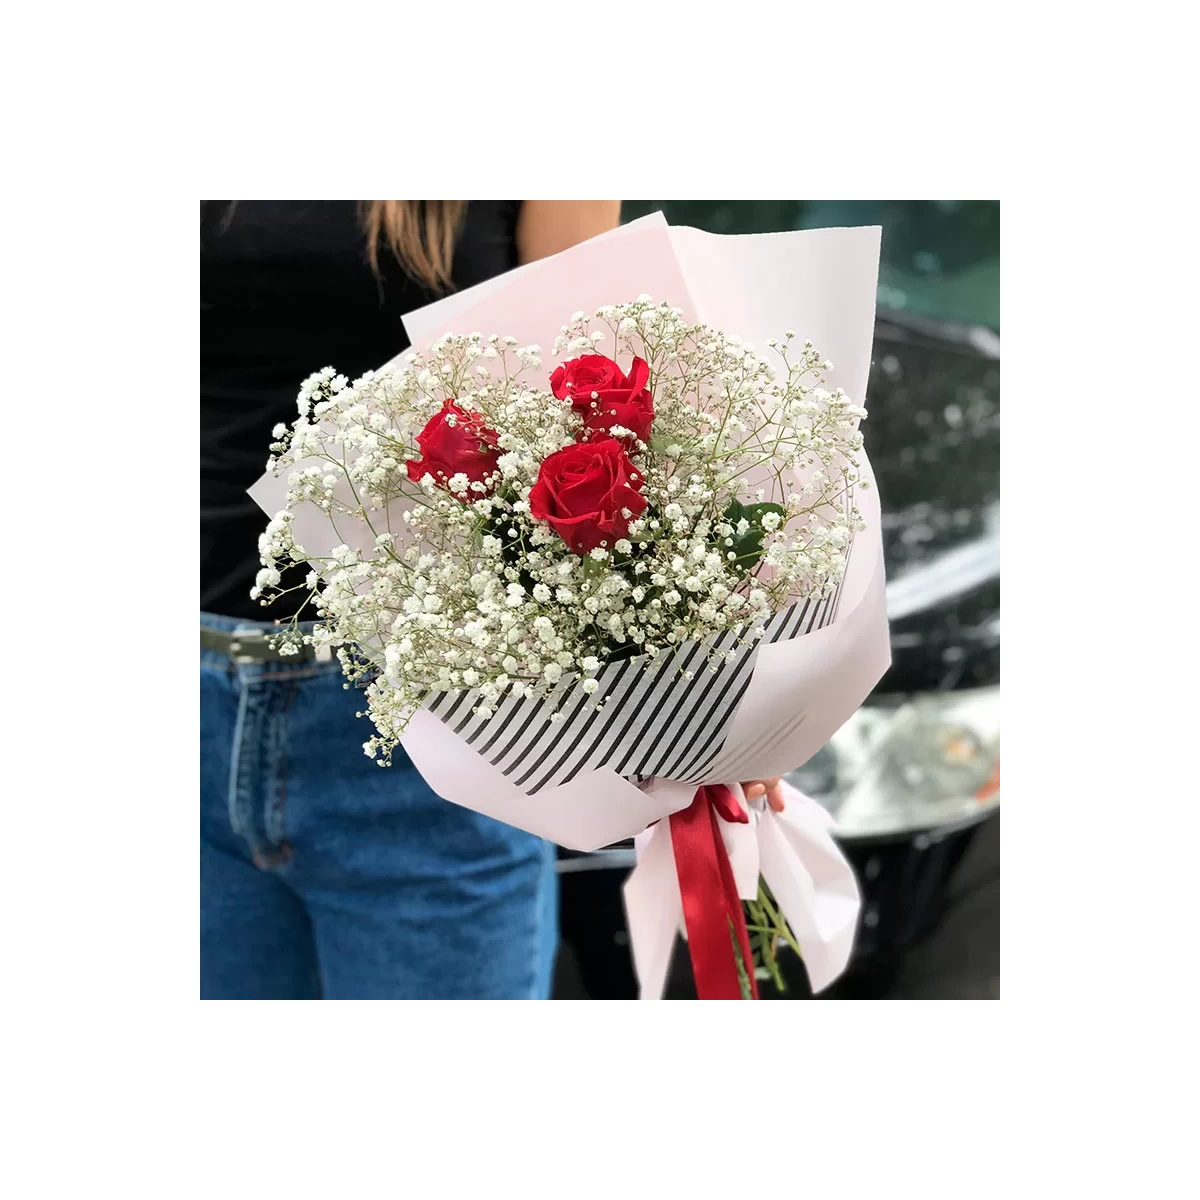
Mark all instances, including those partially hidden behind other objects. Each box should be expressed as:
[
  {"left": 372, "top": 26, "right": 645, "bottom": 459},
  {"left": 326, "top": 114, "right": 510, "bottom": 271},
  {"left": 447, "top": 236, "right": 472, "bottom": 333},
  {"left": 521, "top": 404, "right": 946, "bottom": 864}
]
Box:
[{"left": 249, "top": 213, "right": 889, "bottom": 996}]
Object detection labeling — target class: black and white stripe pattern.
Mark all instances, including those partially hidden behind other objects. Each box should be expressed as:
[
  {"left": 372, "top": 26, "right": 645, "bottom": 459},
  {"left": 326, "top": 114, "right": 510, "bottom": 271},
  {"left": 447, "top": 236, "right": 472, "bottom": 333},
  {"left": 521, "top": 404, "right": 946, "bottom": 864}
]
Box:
[{"left": 423, "top": 551, "right": 851, "bottom": 795}]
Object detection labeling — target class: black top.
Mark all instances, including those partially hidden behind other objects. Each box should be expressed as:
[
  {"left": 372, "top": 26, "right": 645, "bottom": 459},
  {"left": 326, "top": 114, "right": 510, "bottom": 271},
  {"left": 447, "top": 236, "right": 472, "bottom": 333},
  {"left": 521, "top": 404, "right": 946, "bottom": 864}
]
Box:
[{"left": 201, "top": 200, "right": 522, "bottom": 619}]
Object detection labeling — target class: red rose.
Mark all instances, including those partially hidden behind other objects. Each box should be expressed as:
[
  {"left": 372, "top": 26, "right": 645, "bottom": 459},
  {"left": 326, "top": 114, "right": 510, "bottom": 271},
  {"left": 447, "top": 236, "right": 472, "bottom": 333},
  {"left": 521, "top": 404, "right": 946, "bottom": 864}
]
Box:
[
  {"left": 529, "top": 438, "right": 648, "bottom": 554},
  {"left": 406, "top": 399, "right": 500, "bottom": 495},
  {"left": 550, "top": 354, "right": 654, "bottom": 445}
]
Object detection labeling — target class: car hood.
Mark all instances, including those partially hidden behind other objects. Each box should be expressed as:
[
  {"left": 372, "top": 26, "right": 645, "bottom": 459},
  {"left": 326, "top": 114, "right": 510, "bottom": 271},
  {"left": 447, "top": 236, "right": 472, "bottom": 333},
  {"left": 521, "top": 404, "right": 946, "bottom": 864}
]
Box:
[{"left": 864, "top": 311, "right": 1000, "bottom": 693}]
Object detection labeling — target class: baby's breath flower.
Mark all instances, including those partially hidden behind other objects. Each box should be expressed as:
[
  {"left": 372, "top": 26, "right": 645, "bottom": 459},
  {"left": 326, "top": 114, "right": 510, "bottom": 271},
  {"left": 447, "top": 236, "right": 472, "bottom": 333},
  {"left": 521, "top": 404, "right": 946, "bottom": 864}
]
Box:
[{"left": 258, "top": 300, "right": 861, "bottom": 760}]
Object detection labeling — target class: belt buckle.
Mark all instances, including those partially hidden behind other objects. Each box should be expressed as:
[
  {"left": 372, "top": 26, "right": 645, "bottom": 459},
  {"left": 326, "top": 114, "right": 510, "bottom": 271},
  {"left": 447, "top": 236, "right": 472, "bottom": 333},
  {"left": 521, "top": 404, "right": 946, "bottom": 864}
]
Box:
[
  {"left": 227, "top": 627, "right": 332, "bottom": 665},
  {"left": 228, "top": 628, "right": 271, "bottom": 664}
]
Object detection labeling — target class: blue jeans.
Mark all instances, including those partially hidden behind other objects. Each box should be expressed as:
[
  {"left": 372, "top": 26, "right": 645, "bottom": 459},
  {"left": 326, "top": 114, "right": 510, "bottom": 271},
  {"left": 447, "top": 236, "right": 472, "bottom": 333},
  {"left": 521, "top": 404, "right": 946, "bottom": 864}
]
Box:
[{"left": 200, "top": 612, "right": 558, "bottom": 999}]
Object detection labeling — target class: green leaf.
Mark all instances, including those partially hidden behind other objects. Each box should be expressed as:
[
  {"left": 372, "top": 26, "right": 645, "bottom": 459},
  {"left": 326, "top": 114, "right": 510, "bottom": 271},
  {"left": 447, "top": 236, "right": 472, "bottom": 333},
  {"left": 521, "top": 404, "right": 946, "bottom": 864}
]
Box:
[
  {"left": 718, "top": 499, "right": 786, "bottom": 575},
  {"left": 738, "top": 501, "right": 786, "bottom": 526},
  {"left": 648, "top": 432, "right": 696, "bottom": 454},
  {"left": 730, "top": 918, "right": 755, "bottom": 1000}
]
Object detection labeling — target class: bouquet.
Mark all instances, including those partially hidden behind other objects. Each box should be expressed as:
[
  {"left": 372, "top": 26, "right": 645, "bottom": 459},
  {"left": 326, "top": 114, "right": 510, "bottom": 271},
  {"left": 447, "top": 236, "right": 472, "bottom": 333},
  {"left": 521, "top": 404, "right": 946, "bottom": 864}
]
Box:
[{"left": 250, "top": 214, "right": 890, "bottom": 999}]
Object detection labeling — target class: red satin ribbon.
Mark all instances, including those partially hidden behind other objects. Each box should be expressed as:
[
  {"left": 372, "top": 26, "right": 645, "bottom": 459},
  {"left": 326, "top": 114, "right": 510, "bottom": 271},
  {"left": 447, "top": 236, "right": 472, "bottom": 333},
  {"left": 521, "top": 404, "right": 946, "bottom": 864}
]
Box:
[{"left": 668, "top": 785, "right": 759, "bottom": 1000}]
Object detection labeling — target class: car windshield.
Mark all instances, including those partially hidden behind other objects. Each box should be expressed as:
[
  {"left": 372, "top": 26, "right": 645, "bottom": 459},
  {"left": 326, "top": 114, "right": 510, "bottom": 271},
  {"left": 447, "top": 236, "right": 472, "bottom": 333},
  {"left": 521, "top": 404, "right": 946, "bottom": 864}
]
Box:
[{"left": 621, "top": 201, "right": 999, "bottom": 332}]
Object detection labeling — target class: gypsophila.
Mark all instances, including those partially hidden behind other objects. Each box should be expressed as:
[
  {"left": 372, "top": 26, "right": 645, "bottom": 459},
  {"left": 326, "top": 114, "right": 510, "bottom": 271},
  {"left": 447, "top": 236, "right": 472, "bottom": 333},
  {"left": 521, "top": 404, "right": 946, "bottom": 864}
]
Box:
[{"left": 256, "top": 302, "right": 865, "bottom": 761}]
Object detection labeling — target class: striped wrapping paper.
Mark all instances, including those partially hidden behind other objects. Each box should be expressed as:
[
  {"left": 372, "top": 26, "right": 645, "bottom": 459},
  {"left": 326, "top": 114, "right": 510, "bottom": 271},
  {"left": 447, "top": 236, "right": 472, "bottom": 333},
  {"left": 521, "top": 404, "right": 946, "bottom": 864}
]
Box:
[{"left": 421, "top": 566, "right": 849, "bottom": 796}]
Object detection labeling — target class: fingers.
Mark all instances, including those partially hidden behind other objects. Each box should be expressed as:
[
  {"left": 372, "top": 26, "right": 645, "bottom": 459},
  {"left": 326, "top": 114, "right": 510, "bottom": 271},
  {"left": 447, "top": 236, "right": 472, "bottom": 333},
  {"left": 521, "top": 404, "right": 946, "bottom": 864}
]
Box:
[{"left": 741, "top": 778, "right": 786, "bottom": 811}]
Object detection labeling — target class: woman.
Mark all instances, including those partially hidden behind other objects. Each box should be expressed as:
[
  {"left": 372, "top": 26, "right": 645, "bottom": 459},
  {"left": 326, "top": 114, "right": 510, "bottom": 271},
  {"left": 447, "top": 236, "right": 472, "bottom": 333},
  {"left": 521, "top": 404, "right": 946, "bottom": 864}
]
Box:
[{"left": 201, "top": 200, "right": 622, "bottom": 999}]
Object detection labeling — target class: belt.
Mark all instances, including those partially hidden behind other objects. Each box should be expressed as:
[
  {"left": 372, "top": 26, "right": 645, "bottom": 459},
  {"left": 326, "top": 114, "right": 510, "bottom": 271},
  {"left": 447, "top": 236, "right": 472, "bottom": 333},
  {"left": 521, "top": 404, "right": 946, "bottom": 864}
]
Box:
[{"left": 201, "top": 626, "right": 333, "bottom": 664}]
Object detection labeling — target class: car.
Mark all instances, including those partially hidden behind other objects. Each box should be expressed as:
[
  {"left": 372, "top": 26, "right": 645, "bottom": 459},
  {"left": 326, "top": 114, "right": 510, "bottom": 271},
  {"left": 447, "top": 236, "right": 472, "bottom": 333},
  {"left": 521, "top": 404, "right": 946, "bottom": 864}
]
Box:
[{"left": 553, "top": 201, "right": 1000, "bottom": 1000}]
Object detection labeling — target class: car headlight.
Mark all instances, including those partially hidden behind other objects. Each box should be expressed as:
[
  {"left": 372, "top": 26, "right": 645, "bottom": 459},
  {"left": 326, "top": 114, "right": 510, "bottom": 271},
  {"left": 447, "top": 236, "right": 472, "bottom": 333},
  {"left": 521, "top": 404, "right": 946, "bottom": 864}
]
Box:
[{"left": 785, "top": 685, "right": 1000, "bottom": 839}]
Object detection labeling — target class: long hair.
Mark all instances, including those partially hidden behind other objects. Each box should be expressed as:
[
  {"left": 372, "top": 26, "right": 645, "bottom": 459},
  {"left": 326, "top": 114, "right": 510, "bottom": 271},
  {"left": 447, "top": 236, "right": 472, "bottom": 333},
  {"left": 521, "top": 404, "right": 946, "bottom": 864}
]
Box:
[
  {"left": 214, "top": 201, "right": 468, "bottom": 293},
  {"left": 359, "top": 200, "right": 467, "bottom": 293}
]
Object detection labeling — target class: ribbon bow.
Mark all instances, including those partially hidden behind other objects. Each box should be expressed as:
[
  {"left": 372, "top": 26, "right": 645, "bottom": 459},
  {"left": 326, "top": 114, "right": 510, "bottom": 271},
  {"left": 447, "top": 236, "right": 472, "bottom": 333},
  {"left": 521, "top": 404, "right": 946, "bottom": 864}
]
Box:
[{"left": 623, "top": 780, "right": 861, "bottom": 1000}]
